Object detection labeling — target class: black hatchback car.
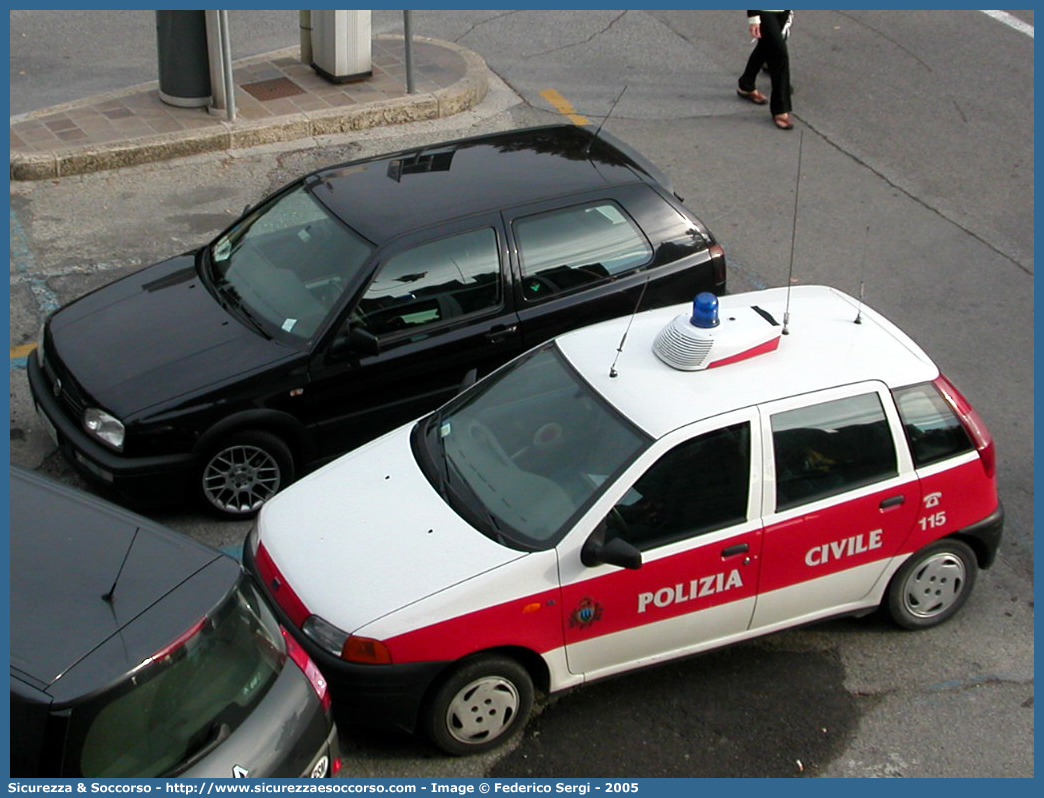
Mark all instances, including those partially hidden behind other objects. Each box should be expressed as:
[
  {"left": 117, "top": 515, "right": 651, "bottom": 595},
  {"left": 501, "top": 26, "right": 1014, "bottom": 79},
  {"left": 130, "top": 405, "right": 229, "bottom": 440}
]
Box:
[
  {"left": 28, "top": 124, "right": 726, "bottom": 518},
  {"left": 9, "top": 466, "right": 340, "bottom": 778}
]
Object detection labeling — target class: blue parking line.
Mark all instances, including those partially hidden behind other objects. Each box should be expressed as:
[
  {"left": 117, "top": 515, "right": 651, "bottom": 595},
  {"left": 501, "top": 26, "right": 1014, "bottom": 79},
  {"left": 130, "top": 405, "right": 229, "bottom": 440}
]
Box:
[
  {"left": 11, "top": 206, "right": 33, "bottom": 274},
  {"left": 11, "top": 205, "right": 60, "bottom": 371}
]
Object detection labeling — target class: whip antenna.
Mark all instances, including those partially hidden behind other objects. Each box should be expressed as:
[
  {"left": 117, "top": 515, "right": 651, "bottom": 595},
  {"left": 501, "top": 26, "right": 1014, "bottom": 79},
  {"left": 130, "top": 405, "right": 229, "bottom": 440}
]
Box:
[
  {"left": 585, "top": 85, "right": 628, "bottom": 156},
  {"left": 854, "top": 224, "right": 870, "bottom": 324},
  {"left": 103, "top": 526, "right": 141, "bottom": 603},
  {"left": 782, "top": 129, "right": 804, "bottom": 335},
  {"left": 609, "top": 275, "right": 650, "bottom": 378}
]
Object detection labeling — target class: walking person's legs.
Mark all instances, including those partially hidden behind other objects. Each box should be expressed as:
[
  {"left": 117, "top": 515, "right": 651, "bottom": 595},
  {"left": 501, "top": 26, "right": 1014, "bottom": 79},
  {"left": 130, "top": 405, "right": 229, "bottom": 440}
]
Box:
[
  {"left": 737, "top": 38, "right": 769, "bottom": 104},
  {"left": 759, "top": 11, "right": 793, "bottom": 127}
]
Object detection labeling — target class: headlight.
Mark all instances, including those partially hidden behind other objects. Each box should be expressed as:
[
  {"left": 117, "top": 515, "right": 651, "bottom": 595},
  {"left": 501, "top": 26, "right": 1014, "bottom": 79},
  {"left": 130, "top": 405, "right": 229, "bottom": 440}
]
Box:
[
  {"left": 302, "top": 615, "right": 350, "bottom": 658},
  {"left": 83, "top": 408, "right": 125, "bottom": 451}
]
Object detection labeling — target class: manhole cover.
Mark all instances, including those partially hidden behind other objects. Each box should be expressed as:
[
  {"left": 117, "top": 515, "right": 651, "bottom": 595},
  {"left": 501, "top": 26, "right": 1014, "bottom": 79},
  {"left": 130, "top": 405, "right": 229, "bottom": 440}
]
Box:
[{"left": 241, "top": 77, "right": 305, "bottom": 101}]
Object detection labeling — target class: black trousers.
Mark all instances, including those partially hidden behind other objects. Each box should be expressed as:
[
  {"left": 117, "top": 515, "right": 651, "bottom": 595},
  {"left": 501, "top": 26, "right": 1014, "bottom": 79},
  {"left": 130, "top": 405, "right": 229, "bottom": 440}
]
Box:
[{"left": 739, "top": 11, "right": 792, "bottom": 116}]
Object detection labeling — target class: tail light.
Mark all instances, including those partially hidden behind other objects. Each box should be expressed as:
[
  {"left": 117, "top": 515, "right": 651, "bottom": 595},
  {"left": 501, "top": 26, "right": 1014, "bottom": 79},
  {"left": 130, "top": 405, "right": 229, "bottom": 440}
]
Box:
[
  {"left": 254, "top": 543, "right": 310, "bottom": 626},
  {"left": 282, "top": 627, "right": 332, "bottom": 711},
  {"left": 934, "top": 374, "right": 996, "bottom": 478}
]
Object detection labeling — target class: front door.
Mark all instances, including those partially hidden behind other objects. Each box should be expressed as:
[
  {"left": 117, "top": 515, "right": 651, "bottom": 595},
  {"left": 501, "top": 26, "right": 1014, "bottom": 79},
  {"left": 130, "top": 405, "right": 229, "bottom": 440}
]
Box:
[
  {"left": 557, "top": 412, "right": 762, "bottom": 680},
  {"left": 303, "top": 217, "right": 522, "bottom": 459}
]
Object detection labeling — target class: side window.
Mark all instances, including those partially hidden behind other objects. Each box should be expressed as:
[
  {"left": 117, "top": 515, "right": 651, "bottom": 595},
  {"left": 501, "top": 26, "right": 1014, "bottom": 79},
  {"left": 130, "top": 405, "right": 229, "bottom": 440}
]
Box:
[
  {"left": 355, "top": 228, "right": 501, "bottom": 337},
  {"left": 606, "top": 423, "right": 751, "bottom": 550},
  {"left": 515, "top": 201, "right": 653, "bottom": 302},
  {"left": 892, "top": 382, "right": 973, "bottom": 467},
  {"left": 772, "top": 393, "right": 897, "bottom": 511}
]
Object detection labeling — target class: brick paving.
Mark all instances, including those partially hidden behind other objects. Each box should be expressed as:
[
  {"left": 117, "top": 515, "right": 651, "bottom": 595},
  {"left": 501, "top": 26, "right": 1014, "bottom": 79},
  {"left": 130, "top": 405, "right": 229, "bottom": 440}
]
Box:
[{"left": 10, "top": 35, "right": 484, "bottom": 180}]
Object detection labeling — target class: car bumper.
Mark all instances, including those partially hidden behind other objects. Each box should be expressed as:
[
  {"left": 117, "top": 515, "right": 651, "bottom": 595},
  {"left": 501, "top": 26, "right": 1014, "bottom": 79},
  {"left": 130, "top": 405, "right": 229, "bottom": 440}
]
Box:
[
  {"left": 243, "top": 541, "right": 447, "bottom": 735},
  {"left": 960, "top": 502, "right": 1004, "bottom": 569},
  {"left": 303, "top": 725, "right": 340, "bottom": 778},
  {"left": 27, "top": 353, "right": 194, "bottom": 505}
]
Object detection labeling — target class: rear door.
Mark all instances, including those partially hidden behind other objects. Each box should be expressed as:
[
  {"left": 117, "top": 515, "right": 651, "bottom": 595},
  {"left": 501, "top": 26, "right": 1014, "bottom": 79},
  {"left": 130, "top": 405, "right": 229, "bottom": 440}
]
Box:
[
  {"left": 506, "top": 185, "right": 719, "bottom": 349},
  {"left": 750, "top": 383, "right": 922, "bottom": 630},
  {"left": 556, "top": 409, "right": 762, "bottom": 681},
  {"left": 303, "top": 215, "right": 522, "bottom": 458}
]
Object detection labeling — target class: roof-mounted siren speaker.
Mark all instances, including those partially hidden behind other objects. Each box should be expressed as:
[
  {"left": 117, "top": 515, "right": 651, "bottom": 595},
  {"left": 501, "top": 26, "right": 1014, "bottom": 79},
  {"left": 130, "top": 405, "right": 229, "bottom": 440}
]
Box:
[{"left": 652, "top": 292, "right": 783, "bottom": 371}]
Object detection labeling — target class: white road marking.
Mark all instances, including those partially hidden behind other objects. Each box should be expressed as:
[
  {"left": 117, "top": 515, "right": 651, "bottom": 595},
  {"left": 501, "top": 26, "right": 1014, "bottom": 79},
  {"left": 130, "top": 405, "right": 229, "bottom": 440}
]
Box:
[{"left": 981, "top": 10, "right": 1034, "bottom": 38}]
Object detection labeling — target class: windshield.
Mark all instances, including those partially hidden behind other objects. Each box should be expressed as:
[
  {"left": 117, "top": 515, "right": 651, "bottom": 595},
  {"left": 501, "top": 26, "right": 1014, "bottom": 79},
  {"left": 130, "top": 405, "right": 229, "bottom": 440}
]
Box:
[
  {"left": 208, "top": 182, "right": 373, "bottom": 342},
  {"left": 419, "top": 344, "right": 649, "bottom": 549},
  {"left": 68, "top": 576, "right": 283, "bottom": 777}
]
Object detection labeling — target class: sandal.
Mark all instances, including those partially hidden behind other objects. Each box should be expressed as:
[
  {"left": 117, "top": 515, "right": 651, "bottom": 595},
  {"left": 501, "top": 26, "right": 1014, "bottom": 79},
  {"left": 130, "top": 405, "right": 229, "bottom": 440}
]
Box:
[
  {"left": 736, "top": 88, "right": 768, "bottom": 105},
  {"left": 774, "top": 113, "right": 794, "bottom": 130}
]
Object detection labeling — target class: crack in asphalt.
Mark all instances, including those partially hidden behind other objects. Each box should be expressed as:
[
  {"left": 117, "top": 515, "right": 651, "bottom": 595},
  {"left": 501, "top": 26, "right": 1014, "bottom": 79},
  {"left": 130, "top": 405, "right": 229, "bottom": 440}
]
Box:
[
  {"left": 523, "top": 10, "right": 628, "bottom": 60},
  {"left": 791, "top": 116, "right": 1034, "bottom": 278},
  {"left": 837, "top": 10, "right": 935, "bottom": 73},
  {"left": 451, "top": 9, "right": 524, "bottom": 45},
  {"left": 618, "top": 11, "right": 1033, "bottom": 280}
]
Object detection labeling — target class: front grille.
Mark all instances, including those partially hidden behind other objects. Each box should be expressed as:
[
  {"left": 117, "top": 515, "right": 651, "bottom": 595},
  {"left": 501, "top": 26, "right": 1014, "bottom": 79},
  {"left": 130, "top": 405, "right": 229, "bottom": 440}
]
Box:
[{"left": 41, "top": 341, "right": 88, "bottom": 421}]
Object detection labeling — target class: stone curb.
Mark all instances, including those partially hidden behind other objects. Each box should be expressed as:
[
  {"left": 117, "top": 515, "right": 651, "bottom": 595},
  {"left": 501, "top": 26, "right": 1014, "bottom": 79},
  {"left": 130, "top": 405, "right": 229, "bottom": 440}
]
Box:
[{"left": 10, "top": 36, "right": 489, "bottom": 181}]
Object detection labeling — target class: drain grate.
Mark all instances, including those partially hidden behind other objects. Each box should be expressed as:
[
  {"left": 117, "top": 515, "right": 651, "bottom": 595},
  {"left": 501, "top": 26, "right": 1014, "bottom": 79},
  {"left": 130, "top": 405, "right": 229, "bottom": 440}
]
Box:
[{"left": 241, "top": 77, "right": 305, "bottom": 101}]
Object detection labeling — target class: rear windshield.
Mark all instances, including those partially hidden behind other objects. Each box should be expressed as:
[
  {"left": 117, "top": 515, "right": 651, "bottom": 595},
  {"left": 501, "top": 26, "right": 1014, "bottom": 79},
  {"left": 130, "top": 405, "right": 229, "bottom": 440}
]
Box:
[{"left": 66, "top": 577, "right": 283, "bottom": 777}]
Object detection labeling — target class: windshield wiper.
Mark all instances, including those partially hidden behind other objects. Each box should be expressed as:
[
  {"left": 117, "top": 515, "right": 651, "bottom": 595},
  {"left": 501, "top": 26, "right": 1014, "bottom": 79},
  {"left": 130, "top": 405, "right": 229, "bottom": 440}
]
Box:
[
  {"left": 419, "top": 412, "right": 449, "bottom": 499},
  {"left": 417, "top": 414, "right": 532, "bottom": 551},
  {"left": 215, "top": 281, "right": 271, "bottom": 340},
  {"left": 442, "top": 453, "right": 537, "bottom": 551}
]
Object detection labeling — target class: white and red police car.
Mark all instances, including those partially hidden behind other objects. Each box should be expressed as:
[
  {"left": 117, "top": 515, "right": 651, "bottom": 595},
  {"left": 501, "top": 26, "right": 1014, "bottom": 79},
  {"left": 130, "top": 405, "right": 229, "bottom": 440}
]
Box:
[{"left": 245, "top": 285, "right": 1002, "bottom": 755}]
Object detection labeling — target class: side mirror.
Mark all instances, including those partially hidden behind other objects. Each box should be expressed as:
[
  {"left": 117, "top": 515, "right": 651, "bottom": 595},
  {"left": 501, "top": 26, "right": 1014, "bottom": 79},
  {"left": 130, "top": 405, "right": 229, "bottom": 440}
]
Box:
[
  {"left": 581, "top": 524, "right": 642, "bottom": 570},
  {"left": 330, "top": 326, "right": 380, "bottom": 359}
]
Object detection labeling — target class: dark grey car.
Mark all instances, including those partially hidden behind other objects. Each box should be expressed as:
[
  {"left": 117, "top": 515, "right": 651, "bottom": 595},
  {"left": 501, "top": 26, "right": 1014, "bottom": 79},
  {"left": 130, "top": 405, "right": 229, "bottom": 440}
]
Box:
[{"left": 9, "top": 466, "right": 340, "bottom": 778}]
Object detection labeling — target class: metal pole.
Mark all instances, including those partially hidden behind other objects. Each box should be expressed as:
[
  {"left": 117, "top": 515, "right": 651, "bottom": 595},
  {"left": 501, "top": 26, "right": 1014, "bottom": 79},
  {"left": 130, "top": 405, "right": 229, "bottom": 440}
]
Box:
[
  {"left": 403, "top": 10, "right": 415, "bottom": 94},
  {"left": 204, "top": 10, "right": 226, "bottom": 114},
  {"left": 299, "top": 10, "right": 312, "bottom": 65},
  {"left": 219, "top": 10, "right": 236, "bottom": 122}
]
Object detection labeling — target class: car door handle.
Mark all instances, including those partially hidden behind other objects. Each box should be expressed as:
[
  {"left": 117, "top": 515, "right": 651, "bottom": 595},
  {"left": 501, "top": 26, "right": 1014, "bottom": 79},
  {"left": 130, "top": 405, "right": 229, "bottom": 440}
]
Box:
[
  {"left": 879, "top": 495, "right": 905, "bottom": 510},
  {"left": 722, "top": 543, "right": 750, "bottom": 558},
  {"left": 485, "top": 324, "right": 518, "bottom": 343}
]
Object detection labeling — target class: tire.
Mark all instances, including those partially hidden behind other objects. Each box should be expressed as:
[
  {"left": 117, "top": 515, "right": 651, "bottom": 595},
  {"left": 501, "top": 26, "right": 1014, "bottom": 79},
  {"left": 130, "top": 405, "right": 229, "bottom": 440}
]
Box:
[
  {"left": 422, "top": 655, "right": 534, "bottom": 756},
  {"left": 199, "top": 430, "right": 294, "bottom": 519},
  {"left": 885, "top": 539, "right": 977, "bottom": 630}
]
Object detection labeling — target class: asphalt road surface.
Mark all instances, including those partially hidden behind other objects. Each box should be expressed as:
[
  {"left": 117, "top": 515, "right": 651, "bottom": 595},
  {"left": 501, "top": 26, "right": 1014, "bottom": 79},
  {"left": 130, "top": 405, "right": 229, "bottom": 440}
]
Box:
[{"left": 8, "top": 9, "right": 1033, "bottom": 781}]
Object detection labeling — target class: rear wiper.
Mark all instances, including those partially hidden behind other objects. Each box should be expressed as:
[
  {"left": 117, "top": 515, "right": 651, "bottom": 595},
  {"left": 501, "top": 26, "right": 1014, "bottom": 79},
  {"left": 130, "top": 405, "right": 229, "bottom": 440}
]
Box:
[{"left": 162, "top": 722, "right": 231, "bottom": 777}]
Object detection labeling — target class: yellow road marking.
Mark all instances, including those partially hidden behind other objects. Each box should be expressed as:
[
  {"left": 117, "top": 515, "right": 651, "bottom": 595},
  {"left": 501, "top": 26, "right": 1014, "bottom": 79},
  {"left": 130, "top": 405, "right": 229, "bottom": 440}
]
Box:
[
  {"left": 541, "top": 89, "right": 590, "bottom": 126},
  {"left": 11, "top": 343, "right": 37, "bottom": 359}
]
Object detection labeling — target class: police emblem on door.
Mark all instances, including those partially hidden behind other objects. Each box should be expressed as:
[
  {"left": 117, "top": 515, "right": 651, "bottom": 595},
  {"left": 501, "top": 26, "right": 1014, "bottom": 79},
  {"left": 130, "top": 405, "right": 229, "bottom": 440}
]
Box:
[{"left": 570, "top": 597, "right": 604, "bottom": 629}]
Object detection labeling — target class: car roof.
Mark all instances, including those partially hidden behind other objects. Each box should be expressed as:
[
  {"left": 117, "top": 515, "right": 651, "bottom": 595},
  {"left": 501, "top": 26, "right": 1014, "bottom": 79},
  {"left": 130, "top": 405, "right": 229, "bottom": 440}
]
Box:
[
  {"left": 555, "top": 285, "right": 939, "bottom": 440},
  {"left": 311, "top": 124, "right": 658, "bottom": 244},
  {"left": 9, "top": 467, "right": 240, "bottom": 704}
]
